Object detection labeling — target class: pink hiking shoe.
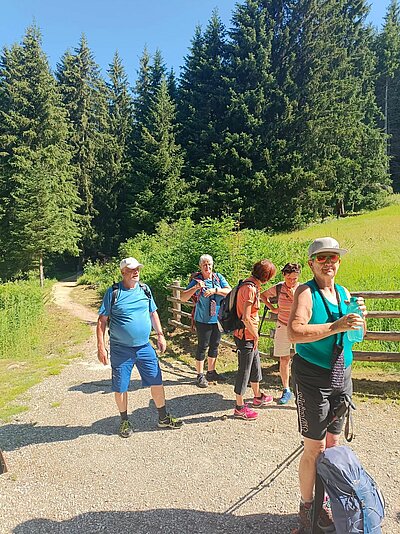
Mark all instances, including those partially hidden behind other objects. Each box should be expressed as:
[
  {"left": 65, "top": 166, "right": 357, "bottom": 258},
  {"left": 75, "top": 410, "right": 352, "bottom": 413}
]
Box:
[
  {"left": 252, "top": 393, "right": 273, "bottom": 407},
  {"left": 234, "top": 403, "right": 258, "bottom": 420}
]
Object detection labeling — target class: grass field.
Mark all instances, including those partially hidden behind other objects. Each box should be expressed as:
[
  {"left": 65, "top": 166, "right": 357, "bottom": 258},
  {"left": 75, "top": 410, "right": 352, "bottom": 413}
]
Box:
[{"left": 0, "top": 299, "right": 91, "bottom": 421}]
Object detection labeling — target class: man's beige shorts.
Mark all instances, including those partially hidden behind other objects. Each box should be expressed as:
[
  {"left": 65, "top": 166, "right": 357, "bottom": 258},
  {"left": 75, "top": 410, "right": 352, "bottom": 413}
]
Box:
[{"left": 273, "top": 322, "right": 294, "bottom": 357}]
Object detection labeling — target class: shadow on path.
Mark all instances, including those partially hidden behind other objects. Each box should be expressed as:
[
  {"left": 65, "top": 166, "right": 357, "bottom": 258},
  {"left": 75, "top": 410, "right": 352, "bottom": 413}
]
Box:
[
  {"left": 0, "top": 392, "right": 238, "bottom": 451},
  {"left": 13, "top": 508, "right": 298, "bottom": 534}
]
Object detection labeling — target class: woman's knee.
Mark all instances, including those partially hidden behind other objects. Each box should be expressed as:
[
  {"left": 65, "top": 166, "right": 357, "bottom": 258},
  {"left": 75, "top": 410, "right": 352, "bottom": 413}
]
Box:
[{"left": 303, "top": 437, "right": 326, "bottom": 460}]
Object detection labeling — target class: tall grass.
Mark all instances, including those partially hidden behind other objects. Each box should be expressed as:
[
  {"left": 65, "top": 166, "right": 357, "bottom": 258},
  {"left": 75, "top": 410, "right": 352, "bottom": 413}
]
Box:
[{"left": 0, "top": 280, "right": 46, "bottom": 361}]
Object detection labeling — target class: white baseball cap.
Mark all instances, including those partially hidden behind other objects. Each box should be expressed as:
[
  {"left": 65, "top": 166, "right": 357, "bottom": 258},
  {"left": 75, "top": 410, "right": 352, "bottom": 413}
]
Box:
[
  {"left": 120, "top": 257, "right": 144, "bottom": 270},
  {"left": 308, "top": 237, "right": 347, "bottom": 258}
]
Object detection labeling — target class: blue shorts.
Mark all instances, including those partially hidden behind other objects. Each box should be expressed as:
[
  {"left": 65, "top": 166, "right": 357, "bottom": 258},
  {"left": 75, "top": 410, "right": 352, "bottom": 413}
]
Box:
[{"left": 110, "top": 342, "right": 163, "bottom": 392}]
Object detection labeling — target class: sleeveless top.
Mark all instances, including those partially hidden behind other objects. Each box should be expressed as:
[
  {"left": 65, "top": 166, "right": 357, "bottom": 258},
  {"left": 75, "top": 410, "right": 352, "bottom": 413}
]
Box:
[{"left": 296, "top": 279, "right": 353, "bottom": 370}]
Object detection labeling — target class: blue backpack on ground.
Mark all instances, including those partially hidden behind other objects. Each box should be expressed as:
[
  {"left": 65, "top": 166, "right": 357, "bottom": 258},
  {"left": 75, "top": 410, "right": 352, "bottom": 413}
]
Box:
[{"left": 316, "top": 446, "right": 385, "bottom": 533}]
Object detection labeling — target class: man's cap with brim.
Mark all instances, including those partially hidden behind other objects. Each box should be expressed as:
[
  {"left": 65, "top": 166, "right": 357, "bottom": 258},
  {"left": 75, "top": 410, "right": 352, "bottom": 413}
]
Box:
[{"left": 120, "top": 257, "right": 144, "bottom": 270}]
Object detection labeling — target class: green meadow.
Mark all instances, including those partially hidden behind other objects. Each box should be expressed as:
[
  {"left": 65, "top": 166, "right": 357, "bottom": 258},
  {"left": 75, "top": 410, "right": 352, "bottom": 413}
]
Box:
[{"left": 0, "top": 280, "right": 91, "bottom": 420}]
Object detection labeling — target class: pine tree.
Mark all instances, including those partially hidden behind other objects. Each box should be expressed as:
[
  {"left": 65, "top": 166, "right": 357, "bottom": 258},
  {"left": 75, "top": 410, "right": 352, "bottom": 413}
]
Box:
[
  {"left": 0, "top": 26, "right": 80, "bottom": 284},
  {"left": 375, "top": 0, "right": 400, "bottom": 191},
  {"left": 127, "top": 79, "right": 193, "bottom": 234},
  {"left": 56, "top": 35, "right": 108, "bottom": 258},
  {"left": 278, "top": 0, "right": 390, "bottom": 222},
  {"left": 215, "top": 0, "right": 277, "bottom": 228},
  {"left": 178, "top": 11, "right": 230, "bottom": 220},
  {"left": 92, "top": 52, "right": 133, "bottom": 253}
]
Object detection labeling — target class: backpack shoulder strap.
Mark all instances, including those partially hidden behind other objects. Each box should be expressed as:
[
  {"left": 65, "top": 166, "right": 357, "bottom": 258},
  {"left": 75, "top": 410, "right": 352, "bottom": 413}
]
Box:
[
  {"left": 213, "top": 272, "right": 222, "bottom": 286},
  {"left": 138, "top": 281, "right": 151, "bottom": 300},
  {"left": 276, "top": 281, "right": 284, "bottom": 298},
  {"left": 110, "top": 282, "right": 120, "bottom": 311}
]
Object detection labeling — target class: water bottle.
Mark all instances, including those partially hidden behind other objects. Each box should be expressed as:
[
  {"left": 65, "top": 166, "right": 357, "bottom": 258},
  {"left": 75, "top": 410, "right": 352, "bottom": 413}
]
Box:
[{"left": 346, "top": 296, "right": 364, "bottom": 343}]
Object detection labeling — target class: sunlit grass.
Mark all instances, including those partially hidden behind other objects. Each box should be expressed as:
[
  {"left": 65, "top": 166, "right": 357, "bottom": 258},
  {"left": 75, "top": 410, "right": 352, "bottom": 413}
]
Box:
[{"left": 0, "top": 301, "right": 91, "bottom": 421}]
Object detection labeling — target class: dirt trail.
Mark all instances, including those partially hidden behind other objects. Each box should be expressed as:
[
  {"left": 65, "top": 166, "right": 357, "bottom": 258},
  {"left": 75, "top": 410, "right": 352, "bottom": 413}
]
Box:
[{"left": 0, "top": 281, "right": 399, "bottom": 534}]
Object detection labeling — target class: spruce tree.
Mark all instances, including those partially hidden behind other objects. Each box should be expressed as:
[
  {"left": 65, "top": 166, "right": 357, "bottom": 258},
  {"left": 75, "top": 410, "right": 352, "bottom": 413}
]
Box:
[
  {"left": 0, "top": 26, "right": 80, "bottom": 284},
  {"left": 216, "top": 0, "right": 277, "bottom": 228},
  {"left": 375, "top": 0, "right": 400, "bottom": 191},
  {"left": 127, "top": 79, "right": 192, "bottom": 234},
  {"left": 178, "top": 11, "right": 230, "bottom": 220},
  {"left": 56, "top": 35, "right": 108, "bottom": 258},
  {"left": 283, "top": 0, "right": 389, "bottom": 220},
  {"left": 92, "top": 52, "right": 133, "bottom": 253}
]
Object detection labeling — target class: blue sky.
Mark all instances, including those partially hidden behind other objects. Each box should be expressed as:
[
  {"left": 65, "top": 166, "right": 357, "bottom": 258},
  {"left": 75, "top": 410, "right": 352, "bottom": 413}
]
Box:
[{"left": 0, "top": 0, "right": 392, "bottom": 84}]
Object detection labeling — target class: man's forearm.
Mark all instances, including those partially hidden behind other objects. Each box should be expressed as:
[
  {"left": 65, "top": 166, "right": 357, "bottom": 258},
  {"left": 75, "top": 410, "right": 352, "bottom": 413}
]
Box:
[
  {"left": 151, "top": 311, "right": 164, "bottom": 336},
  {"left": 97, "top": 319, "right": 107, "bottom": 348}
]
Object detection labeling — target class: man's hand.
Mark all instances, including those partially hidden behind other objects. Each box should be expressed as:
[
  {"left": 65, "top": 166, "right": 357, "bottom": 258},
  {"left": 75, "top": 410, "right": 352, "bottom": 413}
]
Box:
[
  {"left": 97, "top": 346, "right": 109, "bottom": 365},
  {"left": 157, "top": 334, "right": 167, "bottom": 354}
]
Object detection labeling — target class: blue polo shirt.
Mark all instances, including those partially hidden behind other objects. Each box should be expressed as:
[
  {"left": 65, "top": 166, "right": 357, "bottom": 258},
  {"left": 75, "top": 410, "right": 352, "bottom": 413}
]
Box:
[
  {"left": 186, "top": 273, "right": 229, "bottom": 324},
  {"left": 99, "top": 282, "right": 157, "bottom": 347}
]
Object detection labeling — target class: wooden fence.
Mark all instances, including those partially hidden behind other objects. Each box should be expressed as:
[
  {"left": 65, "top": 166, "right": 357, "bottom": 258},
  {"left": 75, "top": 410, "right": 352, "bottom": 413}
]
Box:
[{"left": 167, "top": 281, "right": 400, "bottom": 362}]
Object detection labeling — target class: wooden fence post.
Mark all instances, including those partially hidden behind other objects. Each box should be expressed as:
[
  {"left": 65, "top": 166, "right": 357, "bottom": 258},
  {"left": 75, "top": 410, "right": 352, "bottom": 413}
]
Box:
[{"left": 171, "top": 279, "right": 182, "bottom": 326}]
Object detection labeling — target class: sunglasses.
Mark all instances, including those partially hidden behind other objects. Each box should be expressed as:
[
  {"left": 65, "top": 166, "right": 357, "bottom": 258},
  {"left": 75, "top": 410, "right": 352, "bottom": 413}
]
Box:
[{"left": 312, "top": 254, "right": 341, "bottom": 264}]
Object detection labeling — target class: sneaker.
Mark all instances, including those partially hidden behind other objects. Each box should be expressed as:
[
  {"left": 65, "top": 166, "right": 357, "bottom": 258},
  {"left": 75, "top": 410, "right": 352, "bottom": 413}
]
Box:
[
  {"left": 118, "top": 419, "right": 134, "bottom": 438},
  {"left": 278, "top": 389, "right": 293, "bottom": 405},
  {"left": 196, "top": 374, "right": 208, "bottom": 388},
  {"left": 298, "top": 500, "right": 313, "bottom": 533},
  {"left": 206, "top": 370, "right": 227, "bottom": 383},
  {"left": 158, "top": 414, "right": 183, "bottom": 429},
  {"left": 234, "top": 403, "right": 258, "bottom": 420},
  {"left": 252, "top": 392, "right": 273, "bottom": 407}
]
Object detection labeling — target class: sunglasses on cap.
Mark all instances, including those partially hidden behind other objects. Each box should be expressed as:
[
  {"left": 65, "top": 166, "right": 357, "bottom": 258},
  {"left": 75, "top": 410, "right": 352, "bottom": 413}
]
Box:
[{"left": 311, "top": 254, "right": 341, "bottom": 263}]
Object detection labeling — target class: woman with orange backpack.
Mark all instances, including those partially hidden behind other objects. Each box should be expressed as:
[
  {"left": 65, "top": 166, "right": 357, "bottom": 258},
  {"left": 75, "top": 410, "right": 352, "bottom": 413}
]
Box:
[{"left": 180, "top": 254, "right": 231, "bottom": 388}]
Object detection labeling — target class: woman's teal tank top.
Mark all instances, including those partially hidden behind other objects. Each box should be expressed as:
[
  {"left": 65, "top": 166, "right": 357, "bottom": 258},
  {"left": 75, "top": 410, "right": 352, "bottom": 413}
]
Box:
[{"left": 296, "top": 279, "right": 353, "bottom": 369}]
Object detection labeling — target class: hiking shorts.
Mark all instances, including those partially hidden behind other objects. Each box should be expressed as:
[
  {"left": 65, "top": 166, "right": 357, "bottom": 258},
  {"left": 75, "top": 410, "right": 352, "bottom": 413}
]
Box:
[
  {"left": 110, "top": 342, "right": 163, "bottom": 392},
  {"left": 273, "top": 322, "right": 294, "bottom": 357},
  {"left": 292, "top": 354, "right": 352, "bottom": 441}
]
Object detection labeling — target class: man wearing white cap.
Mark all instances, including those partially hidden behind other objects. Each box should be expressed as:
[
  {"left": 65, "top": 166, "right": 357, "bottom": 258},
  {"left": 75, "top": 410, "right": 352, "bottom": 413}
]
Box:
[
  {"left": 97, "top": 257, "right": 182, "bottom": 437},
  {"left": 288, "top": 237, "right": 367, "bottom": 533}
]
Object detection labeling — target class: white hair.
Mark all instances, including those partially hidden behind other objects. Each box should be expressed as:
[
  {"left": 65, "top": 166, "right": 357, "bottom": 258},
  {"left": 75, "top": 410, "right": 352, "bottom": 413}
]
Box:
[{"left": 199, "top": 254, "right": 213, "bottom": 267}]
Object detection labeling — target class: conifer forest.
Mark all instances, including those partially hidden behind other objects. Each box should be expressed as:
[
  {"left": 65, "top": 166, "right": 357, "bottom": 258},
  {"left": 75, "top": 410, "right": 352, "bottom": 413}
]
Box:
[{"left": 1, "top": 0, "right": 399, "bottom": 281}]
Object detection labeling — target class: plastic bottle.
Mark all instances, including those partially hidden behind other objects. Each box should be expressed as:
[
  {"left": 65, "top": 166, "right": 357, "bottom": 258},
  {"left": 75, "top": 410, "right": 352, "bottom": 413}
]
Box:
[{"left": 346, "top": 296, "right": 364, "bottom": 343}]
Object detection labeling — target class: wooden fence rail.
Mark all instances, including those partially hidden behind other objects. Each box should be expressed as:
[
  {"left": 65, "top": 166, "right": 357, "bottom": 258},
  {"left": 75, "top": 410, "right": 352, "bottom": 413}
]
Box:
[{"left": 167, "top": 281, "right": 400, "bottom": 363}]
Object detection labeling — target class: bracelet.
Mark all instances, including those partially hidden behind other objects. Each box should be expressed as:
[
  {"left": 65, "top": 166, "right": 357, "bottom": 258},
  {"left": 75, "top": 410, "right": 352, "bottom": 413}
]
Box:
[{"left": 157, "top": 332, "right": 164, "bottom": 337}]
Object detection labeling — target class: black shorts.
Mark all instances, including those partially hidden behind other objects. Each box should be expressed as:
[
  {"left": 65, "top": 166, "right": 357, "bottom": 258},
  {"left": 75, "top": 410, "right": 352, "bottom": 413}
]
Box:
[{"left": 292, "top": 354, "right": 353, "bottom": 441}]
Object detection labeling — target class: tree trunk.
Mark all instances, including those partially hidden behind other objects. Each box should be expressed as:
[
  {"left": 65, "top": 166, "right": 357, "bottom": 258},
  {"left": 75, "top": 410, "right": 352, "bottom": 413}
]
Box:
[{"left": 39, "top": 253, "right": 44, "bottom": 288}]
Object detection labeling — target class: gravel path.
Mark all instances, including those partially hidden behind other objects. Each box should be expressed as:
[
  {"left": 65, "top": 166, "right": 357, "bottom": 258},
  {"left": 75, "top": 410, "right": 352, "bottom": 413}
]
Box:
[{"left": 0, "top": 281, "right": 399, "bottom": 533}]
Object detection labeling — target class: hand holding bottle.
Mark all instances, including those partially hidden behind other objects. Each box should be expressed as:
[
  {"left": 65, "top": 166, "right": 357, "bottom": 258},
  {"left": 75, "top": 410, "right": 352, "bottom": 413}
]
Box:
[{"left": 346, "top": 296, "right": 367, "bottom": 343}]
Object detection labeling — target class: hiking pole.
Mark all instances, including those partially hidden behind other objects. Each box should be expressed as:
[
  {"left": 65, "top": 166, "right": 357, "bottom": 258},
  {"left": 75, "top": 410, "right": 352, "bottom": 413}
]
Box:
[
  {"left": 224, "top": 442, "right": 304, "bottom": 515},
  {"left": 224, "top": 396, "right": 355, "bottom": 517}
]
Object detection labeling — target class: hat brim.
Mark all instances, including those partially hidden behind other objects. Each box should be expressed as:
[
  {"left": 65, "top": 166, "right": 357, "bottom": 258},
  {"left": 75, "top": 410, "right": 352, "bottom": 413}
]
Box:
[
  {"left": 309, "top": 247, "right": 347, "bottom": 258},
  {"left": 122, "top": 263, "right": 144, "bottom": 270}
]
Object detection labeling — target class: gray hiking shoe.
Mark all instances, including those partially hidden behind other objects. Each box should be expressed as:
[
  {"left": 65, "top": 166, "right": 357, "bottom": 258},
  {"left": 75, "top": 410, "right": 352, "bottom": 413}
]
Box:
[{"left": 196, "top": 373, "right": 208, "bottom": 388}]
